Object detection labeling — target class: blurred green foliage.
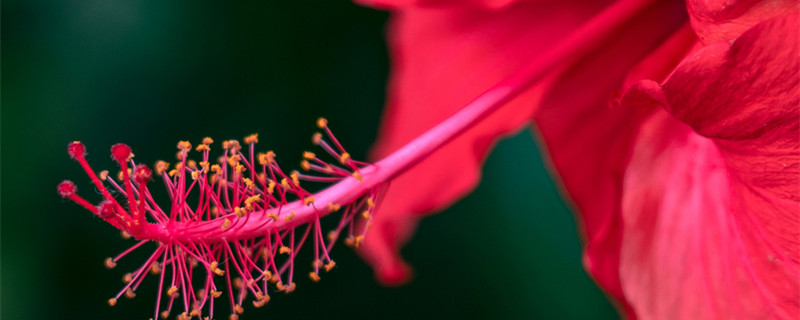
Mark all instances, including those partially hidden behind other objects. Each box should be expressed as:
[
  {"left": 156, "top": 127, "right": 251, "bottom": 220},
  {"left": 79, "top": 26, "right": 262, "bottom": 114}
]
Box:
[{"left": 2, "top": 1, "right": 618, "bottom": 319}]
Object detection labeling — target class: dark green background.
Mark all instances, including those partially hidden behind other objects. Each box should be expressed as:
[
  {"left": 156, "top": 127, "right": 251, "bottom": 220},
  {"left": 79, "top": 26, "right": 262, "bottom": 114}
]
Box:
[{"left": 2, "top": 1, "right": 618, "bottom": 319}]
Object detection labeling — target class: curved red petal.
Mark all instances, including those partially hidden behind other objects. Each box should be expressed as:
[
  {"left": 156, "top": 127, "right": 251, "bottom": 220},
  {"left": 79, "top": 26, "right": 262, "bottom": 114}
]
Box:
[
  {"left": 685, "top": 0, "right": 798, "bottom": 45},
  {"left": 531, "top": 6, "right": 691, "bottom": 315},
  {"left": 617, "top": 13, "right": 799, "bottom": 319},
  {"left": 360, "top": 0, "right": 690, "bottom": 290},
  {"left": 361, "top": 1, "right": 618, "bottom": 283}
]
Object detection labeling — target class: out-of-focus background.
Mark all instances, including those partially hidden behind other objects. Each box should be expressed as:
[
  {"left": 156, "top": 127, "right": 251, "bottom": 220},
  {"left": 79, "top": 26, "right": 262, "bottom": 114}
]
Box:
[{"left": 2, "top": 1, "right": 618, "bottom": 319}]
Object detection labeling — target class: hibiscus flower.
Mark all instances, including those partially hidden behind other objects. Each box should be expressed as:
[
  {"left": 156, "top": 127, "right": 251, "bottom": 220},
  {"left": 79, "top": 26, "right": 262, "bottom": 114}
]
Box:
[{"left": 357, "top": 0, "right": 800, "bottom": 318}]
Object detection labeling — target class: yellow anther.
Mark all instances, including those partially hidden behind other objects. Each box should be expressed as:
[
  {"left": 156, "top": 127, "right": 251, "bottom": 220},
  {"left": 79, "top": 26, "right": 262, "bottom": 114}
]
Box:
[
  {"left": 267, "top": 213, "right": 278, "bottom": 222},
  {"left": 108, "top": 298, "right": 117, "bottom": 306},
  {"left": 354, "top": 235, "right": 365, "bottom": 248},
  {"left": 324, "top": 261, "right": 336, "bottom": 272},
  {"left": 117, "top": 169, "right": 128, "bottom": 181},
  {"left": 291, "top": 171, "right": 301, "bottom": 186},
  {"left": 352, "top": 171, "right": 363, "bottom": 181},
  {"left": 266, "top": 151, "right": 276, "bottom": 163},
  {"left": 160, "top": 311, "right": 170, "bottom": 319},
  {"left": 284, "top": 211, "right": 295, "bottom": 221},
  {"left": 190, "top": 309, "right": 202, "bottom": 317},
  {"left": 266, "top": 273, "right": 278, "bottom": 284},
  {"left": 210, "top": 164, "right": 221, "bottom": 173},
  {"left": 210, "top": 261, "right": 219, "bottom": 272},
  {"left": 309, "top": 272, "right": 320, "bottom": 282},
  {"left": 202, "top": 137, "right": 214, "bottom": 145},
  {"left": 344, "top": 236, "right": 355, "bottom": 247},
  {"left": 123, "top": 273, "right": 133, "bottom": 283},
  {"left": 177, "top": 140, "right": 192, "bottom": 151},
  {"left": 229, "top": 314, "right": 239, "bottom": 320},
  {"left": 228, "top": 155, "right": 241, "bottom": 167},
  {"left": 267, "top": 180, "right": 276, "bottom": 194},
  {"left": 257, "top": 172, "right": 267, "bottom": 183},
  {"left": 327, "top": 203, "right": 341, "bottom": 212},
  {"left": 196, "top": 144, "right": 210, "bottom": 152},
  {"left": 234, "top": 207, "right": 247, "bottom": 218},
  {"left": 214, "top": 268, "right": 225, "bottom": 276},
  {"left": 167, "top": 286, "right": 178, "bottom": 296},
  {"left": 303, "top": 151, "right": 316, "bottom": 160},
  {"left": 221, "top": 218, "right": 231, "bottom": 229},
  {"left": 150, "top": 262, "right": 162, "bottom": 275},
  {"left": 362, "top": 211, "right": 371, "bottom": 219},
  {"left": 316, "top": 117, "right": 328, "bottom": 129},
  {"left": 252, "top": 294, "right": 270, "bottom": 308},
  {"left": 263, "top": 270, "right": 273, "bottom": 278},
  {"left": 304, "top": 197, "right": 315, "bottom": 206},
  {"left": 228, "top": 140, "right": 242, "bottom": 151},
  {"left": 280, "top": 178, "right": 290, "bottom": 190},
  {"left": 155, "top": 161, "right": 169, "bottom": 175},
  {"left": 121, "top": 231, "right": 131, "bottom": 239},
  {"left": 99, "top": 170, "right": 109, "bottom": 181},
  {"left": 211, "top": 290, "right": 222, "bottom": 298},
  {"left": 234, "top": 304, "right": 244, "bottom": 314},
  {"left": 339, "top": 152, "right": 351, "bottom": 165},
  {"left": 243, "top": 177, "right": 255, "bottom": 190},
  {"left": 104, "top": 257, "right": 116, "bottom": 269},
  {"left": 300, "top": 160, "right": 311, "bottom": 171},
  {"left": 367, "top": 197, "right": 375, "bottom": 208},
  {"left": 312, "top": 132, "right": 323, "bottom": 145},
  {"left": 327, "top": 231, "right": 338, "bottom": 242},
  {"left": 222, "top": 140, "right": 231, "bottom": 149},
  {"left": 199, "top": 161, "right": 210, "bottom": 173},
  {"left": 279, "top": 246, "right": 291, "bottom": 255},
  {"left": 244, "top": 195, "right": 261, "bottom": 209},
  {"left": 168, "top": 169, "right": 178, "bottom": 177},
  {"left": 244, "top": 133, "right": 259, "bottom": 144},
  {"left": 284, "top": 282, "right": 296, "bottom": 293},
  {"left": 187, "top": 160, "right": 197, "bottom": 168},
  {"left": 191, "top": 171, "right": 200, "bottom": 180},
  {"left": 125, "top": 288, "right": 136, "bottom": 299},
  {"left": 257, "top": 153, "right": 268, "bottom": 166}
]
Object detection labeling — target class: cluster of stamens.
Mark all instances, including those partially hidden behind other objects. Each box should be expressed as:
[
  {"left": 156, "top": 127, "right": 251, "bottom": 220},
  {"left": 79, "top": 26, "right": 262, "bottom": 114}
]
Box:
[{"left": 58, "top": 119, "right": 383, "bottom": 320}]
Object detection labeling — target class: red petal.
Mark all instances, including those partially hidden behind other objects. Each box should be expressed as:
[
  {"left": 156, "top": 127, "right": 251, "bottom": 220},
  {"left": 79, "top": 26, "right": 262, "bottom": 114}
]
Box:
[
  {"left": 361, "top": 0, "right": 688, "bottom": 287},
  {"left": 685, "top": 0, "right": 798, "bottom": 45},
  {"left": 618, "top": 13, "right": 799, "bottom": 319},
  {"left": 532, "top": 19, "right": 695, "bottom": 316},
  {"left": 362, "top": 1, "right": 614, "bottom": 284}
]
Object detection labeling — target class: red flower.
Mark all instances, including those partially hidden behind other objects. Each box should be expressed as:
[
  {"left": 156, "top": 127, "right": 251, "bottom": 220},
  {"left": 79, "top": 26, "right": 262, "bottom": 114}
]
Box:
[{"left": 358, "top": 0, "right": 800, "bottom": 318}]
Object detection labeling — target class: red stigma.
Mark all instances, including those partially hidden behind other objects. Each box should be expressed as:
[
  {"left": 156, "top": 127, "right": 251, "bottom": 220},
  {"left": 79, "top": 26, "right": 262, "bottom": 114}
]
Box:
[
  {"left": 57, "top": 180, "right": 77, "bottom": 198},
  {"left": 110, "top": 143, "right": 132, "bottom": 163},
  {"left": 133, "top": 165, "right": 152, "bottom": 183},
  {"left": 98, "top": 200, "right": 117, "bottom": 219},
  {"left": 67, "top": 141, "right": 86, "bottom": 159}
]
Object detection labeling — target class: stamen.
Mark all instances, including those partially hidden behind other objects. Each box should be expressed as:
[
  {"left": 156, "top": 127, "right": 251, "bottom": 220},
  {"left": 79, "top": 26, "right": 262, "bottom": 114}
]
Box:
[{"left": 60, "top": 121, "right": 383, "bottom": 319}]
